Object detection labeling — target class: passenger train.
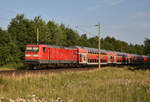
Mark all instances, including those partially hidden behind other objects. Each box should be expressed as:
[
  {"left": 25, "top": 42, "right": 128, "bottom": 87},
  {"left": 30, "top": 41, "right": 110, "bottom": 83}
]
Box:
[{"left": 24, "top": 44, "right": 150, "bottom": 69}]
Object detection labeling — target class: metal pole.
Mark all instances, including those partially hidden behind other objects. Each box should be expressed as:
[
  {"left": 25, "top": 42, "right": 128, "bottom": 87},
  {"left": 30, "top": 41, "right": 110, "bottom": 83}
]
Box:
[
  {"left": 37, "top": 28, "right": 39, "bottom": 44},
  {"left": 98, "top": 24, "right": 101, "bottom": 68}
]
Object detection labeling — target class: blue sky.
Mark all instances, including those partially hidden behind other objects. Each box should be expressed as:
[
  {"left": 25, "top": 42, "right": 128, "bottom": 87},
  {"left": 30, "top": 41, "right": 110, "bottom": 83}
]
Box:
[{"left": 0, "top": 0, "right": 150, "bottom": 44}]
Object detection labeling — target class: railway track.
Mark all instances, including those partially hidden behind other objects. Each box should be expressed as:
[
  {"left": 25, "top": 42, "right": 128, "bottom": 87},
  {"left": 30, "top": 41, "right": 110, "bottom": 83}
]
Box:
[{"left": 0, "top": 67, "right": 98, "bottom": 76}]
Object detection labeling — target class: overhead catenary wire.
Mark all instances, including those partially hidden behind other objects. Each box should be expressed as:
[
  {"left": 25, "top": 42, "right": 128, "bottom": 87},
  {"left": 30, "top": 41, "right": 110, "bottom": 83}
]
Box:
[{"left": 75, "top": 26, "right": 97, "bottom": 38}]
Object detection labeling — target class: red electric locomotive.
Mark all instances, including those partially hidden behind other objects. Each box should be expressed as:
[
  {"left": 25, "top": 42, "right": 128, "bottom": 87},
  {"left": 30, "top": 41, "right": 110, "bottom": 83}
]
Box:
[{"left": 25, "top": 44, "right": 79, "bottom": 69}]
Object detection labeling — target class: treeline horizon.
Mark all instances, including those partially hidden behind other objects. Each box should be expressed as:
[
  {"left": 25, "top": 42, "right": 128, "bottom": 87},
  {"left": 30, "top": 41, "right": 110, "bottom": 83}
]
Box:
[{"left": 0, "top": 14, "right": 150, "bottom": 66}]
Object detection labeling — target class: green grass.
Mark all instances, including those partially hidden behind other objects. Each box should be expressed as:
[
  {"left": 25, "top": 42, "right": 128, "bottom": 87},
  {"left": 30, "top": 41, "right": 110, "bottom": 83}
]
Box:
[
  {"left": 0, "top": 67, "right": 150, "bottom": 102},
  {"left": 0, "top": 63, "right": 25, "bottom": 70}
]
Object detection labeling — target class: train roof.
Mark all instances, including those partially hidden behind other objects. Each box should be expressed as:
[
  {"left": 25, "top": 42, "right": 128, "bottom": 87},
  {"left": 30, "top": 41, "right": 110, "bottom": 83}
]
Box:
[
  {"left": 81, "top": 47, "right": 108, "bottom": 54},
  {"left": 132, "top": 54, "right": 143, "bottom": 57},
  {"left": 114, "top": 52, "right": 127, "bottom": 56},
  {"left": 142, "top": 55, "right": 150, "bottom": 58},
  {"left": 26, "top": 44, "right": 150, "bottom": 58},
  {"left": 29, "top": 44, "right": 76, "bottom": 50},
  {"left": 50, "top": 45, "right": 73, "bottom": 49}
]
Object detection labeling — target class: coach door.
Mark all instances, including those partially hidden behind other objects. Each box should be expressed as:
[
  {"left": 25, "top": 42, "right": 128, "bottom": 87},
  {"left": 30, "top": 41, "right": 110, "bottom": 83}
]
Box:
[
  {"left": 128, "top": 57, "right": 130, "bottom": 64},
  {"left": 81, "top": 53, "right": 87, "bottom": 63},
  {"left": 114, "top": 56, "right": 116, "bottom": 63},
  {"left": 108, "top": 56, "right": 111, "bottom": 63}
]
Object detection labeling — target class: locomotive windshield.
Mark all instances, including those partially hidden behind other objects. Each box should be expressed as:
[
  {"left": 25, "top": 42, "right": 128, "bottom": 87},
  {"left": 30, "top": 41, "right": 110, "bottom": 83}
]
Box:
[
  {"left": 33, "top": 47, "right": 39, "bottom": 52},
  {"left": 26, "top": 47, "right": 39, "bottom": 52},
  {"left": 26, "top": 47, "right": 32, "bottom": 52}
]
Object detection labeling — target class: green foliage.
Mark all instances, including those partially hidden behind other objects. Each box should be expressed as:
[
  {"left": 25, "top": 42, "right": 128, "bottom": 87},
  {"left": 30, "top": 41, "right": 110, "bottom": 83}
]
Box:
[
  {"left": 0, "top": 29, "right": 12, "bottom": 65},
  {"left": 101, "top": 36, "right": 145, "bottom": 55},
  {"left": 34, "top": 16, "right": 49, "bottom": 44},
  {"left": 78, "top": 34, "right": 90, "bottom": 47},
  {"left": 62, "top": 27, "right": 80, "bottom": 46},
  {"left": 8, "top": 14, "right": 36, "bottom": 61},
  {"left": 47, "top": 22, "right": 66, "bottom": 46},
  {"left": 144, "top": 38, "right": 150, "bottom": 55},
  {"left": 88, "top": 36, "right": 98, "bottom": 48}
]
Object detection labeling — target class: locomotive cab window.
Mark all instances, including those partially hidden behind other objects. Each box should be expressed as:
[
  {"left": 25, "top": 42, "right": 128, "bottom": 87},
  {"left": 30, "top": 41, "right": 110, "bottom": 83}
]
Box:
[
  {"left": 26, "top": 47, "right": 32, "bottom": 52},
  {"left": 33, "top": 47, "right": 39, "bottom": 52},
  {"left": 26, "top": 47, "right": 39, "bottom": 52},
  {"left": 43, "top": 47, "right": 46, "bottom": 53}
]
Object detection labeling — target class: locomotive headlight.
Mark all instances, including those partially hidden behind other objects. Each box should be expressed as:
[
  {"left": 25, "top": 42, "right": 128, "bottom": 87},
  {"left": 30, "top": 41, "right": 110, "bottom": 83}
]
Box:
[
  {"left": 25, "top": 54, "right": 31, "bottom": 57},
  {"left": 33, "top": 54, "right": 39, "bottom": 57}
]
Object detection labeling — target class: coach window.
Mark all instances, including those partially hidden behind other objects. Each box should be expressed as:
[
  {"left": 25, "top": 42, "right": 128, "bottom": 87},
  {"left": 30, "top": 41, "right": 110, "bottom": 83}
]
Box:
[
  {"left": 110, "top": 56, "right": 113, "bottom": 59},
  {"left": 80, "top": 54, "right": 82, "bottom": 58},
  {"left": 90, "top": 59, "right": 91, "bottom": 63},
  {"left": 43, "top": 47, "right": 46, "bottom": 53}
]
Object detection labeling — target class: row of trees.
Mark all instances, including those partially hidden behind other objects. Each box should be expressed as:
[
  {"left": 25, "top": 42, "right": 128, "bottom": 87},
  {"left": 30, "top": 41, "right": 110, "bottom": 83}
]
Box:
[{"left": 0, "top": 14, "right": 150, "bottom": 66}]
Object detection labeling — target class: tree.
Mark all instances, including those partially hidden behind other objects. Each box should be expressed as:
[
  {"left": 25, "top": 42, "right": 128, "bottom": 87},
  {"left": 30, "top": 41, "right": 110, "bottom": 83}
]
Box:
[
  {"left": 62, "top": 27, "right": 80, "bottom": 46},
  {"left": 47, "top": 22, "right": 66, "bottom": 46},
  {"left": 0, "top": 29, "right": 11, "bottom": 65},
  {"left": 78, "top": 34, "right": 90, "bottom": 47},
  {"left": 8, "top": 14, "right": 36, "bottom": 60},
  {"left": 0, "top": 28, "right": 21, "bottom": 65},
  {"left": 88, "top": 36, "right": 98, "bottom": 48},
  {"left": 34, "top": 16, "right": 49, "bottom": 44},
  {"left": 144, "top": 38, "right": 150, "bottom": 55}
]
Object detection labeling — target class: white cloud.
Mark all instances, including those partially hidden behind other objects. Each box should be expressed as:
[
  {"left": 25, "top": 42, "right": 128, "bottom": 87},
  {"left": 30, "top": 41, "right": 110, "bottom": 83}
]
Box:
[
  {"left": 111, "top": 0, "right": 123, "bottom": 5},
  {"left": 106, "top": 21, "right": 150, "bottom": 31},
  {"left": 87, "top": 0, "right": 124, "bottom": 12},
  {"left": 104, "top": 0, "right": 124, "bottom": 5},
  {"left": 134, "top": 12, "right": 150, "bottom": 18},
  {"left": 87, "top": 4, "right": 102, "bottom": 12},
  {"left": 135, "top": 21, "right": 150, "bottom": 29}
]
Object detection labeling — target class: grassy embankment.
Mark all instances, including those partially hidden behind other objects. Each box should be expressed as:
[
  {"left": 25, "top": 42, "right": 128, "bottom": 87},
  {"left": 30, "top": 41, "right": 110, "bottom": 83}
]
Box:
[
  {"left": 0, "top": 63, "right": 24, "bottom": 71},
  {"left": 0, "top": 66, "right": 150, "bottom": 102}
]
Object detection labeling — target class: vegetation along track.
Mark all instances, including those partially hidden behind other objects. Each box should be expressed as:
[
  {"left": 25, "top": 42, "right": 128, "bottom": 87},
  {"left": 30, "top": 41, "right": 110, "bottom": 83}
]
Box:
[{"left": 0, "top": 67, "right": 97, "bottom": 76}]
